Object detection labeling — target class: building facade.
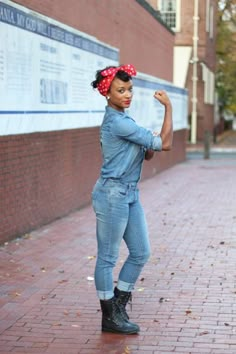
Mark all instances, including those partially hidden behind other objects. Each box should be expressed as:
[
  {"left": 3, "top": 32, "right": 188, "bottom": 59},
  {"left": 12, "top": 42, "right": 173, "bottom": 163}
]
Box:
[
  {"left": 0, "top": 0, "right": 187, "bottom": 243},
  {"left": 147, "top": 0, "right": 218, "bottom": 142}
]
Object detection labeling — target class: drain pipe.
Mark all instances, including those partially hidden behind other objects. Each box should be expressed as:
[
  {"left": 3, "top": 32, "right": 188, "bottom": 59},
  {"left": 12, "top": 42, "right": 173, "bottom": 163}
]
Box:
[{"left": 190, "top": 0, "right": 199, "bottom": 144}]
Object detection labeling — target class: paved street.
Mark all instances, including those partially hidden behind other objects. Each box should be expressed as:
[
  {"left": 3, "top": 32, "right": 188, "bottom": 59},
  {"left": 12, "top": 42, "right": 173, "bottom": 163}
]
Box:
[{"left": 1, "top": 132, "right": 236, "bottom": 354}]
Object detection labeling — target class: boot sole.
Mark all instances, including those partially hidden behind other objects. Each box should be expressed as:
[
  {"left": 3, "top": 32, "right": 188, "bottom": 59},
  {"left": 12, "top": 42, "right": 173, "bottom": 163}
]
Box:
[{"left": 102, "top": 327, "right": 139, "bottom": 335}]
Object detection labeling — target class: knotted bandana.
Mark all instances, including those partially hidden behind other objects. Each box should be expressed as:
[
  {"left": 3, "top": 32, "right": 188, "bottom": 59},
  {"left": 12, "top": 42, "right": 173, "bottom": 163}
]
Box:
[{"left": 97, "top": 64, "right": 137, "bottom": 96}]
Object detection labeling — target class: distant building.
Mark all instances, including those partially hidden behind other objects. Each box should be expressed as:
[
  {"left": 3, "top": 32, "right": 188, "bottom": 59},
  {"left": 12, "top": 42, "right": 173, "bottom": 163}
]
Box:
[{"left": 146, "top": 0, "right": 218, "bottom": 142}]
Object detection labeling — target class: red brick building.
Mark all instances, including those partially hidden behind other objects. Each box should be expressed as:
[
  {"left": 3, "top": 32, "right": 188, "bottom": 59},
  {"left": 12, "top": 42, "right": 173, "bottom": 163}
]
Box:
[
  {"left": 0, "top": 0, "right": 187, "bottom": 243},
  {"left": 147, "top": 0, "right": 218, "bottom": 142}
]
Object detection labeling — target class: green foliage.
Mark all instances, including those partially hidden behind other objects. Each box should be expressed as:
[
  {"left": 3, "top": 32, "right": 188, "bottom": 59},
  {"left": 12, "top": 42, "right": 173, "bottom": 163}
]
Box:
[{"left": 216, "top": 0, "right": 236, "bottom": 115}]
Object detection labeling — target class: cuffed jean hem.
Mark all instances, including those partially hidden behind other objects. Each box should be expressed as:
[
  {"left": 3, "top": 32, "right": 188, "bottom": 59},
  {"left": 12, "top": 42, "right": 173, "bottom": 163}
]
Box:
[
  {"left": 97, "top": 290, "right": 114, "bottom": 300},
  {"left": 117, "top": 279, "right": 134, "bottom": 292}
]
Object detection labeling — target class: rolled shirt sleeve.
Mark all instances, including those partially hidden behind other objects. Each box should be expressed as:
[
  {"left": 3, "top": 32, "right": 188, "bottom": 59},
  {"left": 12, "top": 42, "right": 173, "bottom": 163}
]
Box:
[{"left": 111, "top": 114, "right": 162, "bottom": 151}]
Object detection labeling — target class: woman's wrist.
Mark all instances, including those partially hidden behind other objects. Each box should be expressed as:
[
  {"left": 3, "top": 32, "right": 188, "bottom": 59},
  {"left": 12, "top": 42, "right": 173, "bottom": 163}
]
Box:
[{"left": 164, "top": 101, "right": 172, "bottom": 109}]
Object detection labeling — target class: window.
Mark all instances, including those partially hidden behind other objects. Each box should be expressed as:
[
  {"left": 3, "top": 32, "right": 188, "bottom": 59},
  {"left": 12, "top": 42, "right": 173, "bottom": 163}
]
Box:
[
  {"left": 201, "top": 63, "right": 215, "bottom": 104},
  {"left": 158, "top": 0, "right": 181, "bottom": 31},
  {"left": 206, "top": 1, "right": 214, "bottom": 38},
  {"left": 209, "top": 4, "right": 214, "bottom": 38}
]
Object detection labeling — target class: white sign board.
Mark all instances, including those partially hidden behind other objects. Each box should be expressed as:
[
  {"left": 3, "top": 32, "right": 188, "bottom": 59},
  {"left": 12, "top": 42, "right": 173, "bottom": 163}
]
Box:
[
  {"left": 0, "top": 0, "right": 119, "bottom": 135},
  {"left": 130, "top": 74, "right": 188, "bottom": 132},
  {"left": 0, "top": 1, "right": 188, "bottom": 136}
]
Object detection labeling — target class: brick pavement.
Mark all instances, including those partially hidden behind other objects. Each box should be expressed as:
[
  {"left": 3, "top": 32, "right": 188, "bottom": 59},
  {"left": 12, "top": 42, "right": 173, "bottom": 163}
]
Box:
[{"left": 1, "top": 147, "right": 236, "bottom": 353}]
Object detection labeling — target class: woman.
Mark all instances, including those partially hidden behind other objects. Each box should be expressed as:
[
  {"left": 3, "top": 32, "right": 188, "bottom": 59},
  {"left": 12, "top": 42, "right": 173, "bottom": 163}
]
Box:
[{"left": 91, "top": 64, "right": 173, "bottom": 334}]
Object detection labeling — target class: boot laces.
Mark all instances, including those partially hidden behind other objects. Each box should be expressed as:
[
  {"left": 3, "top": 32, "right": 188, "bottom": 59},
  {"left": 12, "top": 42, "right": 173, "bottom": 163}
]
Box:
[
  {"left": 117, "top": 292, "right": 132, "bottom": 319},
  {"left": 112, "top": 299, "right": 126, "bottom": 325},
  {"left": 120, "top": 292, "right": 132, "bottom": 309}
]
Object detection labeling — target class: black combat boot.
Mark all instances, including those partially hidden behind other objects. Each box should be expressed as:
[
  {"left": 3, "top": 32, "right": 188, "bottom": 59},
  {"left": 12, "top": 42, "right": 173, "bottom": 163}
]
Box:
[
  {"left": 100, "top": 297, "right": 139, "bottom": 334},
  {"left": 114, "top": 287, "right": 132, "bottom": 320}
]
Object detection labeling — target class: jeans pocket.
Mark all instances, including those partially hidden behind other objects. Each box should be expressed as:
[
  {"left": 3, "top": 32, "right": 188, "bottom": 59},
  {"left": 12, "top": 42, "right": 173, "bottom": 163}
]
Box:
[{"left": 109, "top": 183, "right": 127, "bottom": 198}]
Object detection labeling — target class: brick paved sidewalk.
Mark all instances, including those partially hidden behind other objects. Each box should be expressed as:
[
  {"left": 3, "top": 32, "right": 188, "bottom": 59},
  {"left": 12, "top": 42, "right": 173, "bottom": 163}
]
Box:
[{"left": 1, "top": 156, "right": 236, "bottom": 354}]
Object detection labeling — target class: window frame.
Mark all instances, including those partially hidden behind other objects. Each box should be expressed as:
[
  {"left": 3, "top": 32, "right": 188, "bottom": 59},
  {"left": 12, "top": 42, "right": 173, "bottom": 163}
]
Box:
[
  {"left": 206, "top": 0, "right": 210, "bottom": 32},
  {"left": 209, "top": 4, "right": 214, "bottom": 39},
  {"left": 158, "top": 0, "right": 181, "bottom": 32}
]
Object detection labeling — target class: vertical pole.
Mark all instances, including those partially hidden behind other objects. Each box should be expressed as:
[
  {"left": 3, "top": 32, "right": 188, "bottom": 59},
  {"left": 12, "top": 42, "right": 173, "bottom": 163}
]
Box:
[
  {"left": 204, "top": 130, "right": 210, "bottom": 159},
  {"left": 190, "top": 0, "right": 199, "bottom": 144}
]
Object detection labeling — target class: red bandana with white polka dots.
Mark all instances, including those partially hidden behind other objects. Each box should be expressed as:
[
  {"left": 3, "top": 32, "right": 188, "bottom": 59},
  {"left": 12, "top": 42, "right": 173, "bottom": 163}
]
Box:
[{"left": 97, "top": 64, "right": 137, "bottom": 96}]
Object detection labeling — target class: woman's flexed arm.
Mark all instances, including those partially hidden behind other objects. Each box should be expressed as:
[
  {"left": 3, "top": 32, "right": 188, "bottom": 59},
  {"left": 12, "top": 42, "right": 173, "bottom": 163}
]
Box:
[{"left": 154, "top": 90, "right": 173, "bottom": 151}]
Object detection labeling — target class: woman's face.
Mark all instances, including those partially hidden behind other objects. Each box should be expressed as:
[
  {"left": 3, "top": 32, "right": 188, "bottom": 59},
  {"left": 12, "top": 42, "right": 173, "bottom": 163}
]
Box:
[{"left": 108, "top": 78, "right": 133, "bottom": 112}]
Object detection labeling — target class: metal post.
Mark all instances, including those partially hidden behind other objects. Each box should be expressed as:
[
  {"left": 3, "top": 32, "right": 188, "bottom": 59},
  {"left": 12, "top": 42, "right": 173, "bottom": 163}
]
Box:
[
  {"left": 204, "top": 130, "right": 210, "bottom": 159},
  {"left": 190, "top": 0, "right": 199, "bottom": 144}
]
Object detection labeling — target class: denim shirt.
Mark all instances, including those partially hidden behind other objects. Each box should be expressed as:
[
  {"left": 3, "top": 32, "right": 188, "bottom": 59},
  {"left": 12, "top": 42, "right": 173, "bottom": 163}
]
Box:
[{"left": 99, "top": 106, "right": 162, "bottom": 184}]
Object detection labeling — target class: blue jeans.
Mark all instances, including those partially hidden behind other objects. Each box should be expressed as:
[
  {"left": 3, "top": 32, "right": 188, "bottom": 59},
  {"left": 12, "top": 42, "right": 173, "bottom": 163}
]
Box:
[{"left": 92, "top": 178, "right": 151, "bottom": 300}]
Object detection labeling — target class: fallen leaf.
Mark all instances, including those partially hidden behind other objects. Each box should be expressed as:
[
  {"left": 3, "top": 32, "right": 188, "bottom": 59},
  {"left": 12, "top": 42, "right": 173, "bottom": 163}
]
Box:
[
  {"left": 185, "top": 310, "right": 192, "bottom": 315},
  {"left": 64, "top": 310, "right": 69, "bottom": 315},
  {"left": 87, "top": 256, "right": 96, "bottom": 260},
  {"left": 58, "top": 279, "right": 68, "bottom": 284},
  {"left": 41, "top": 267, "right": 46, "bottom": 272},
  {"left": 52, "top": 322, "right": 62, "bottom": 326},
  {"left": 137, "top": 287, "right": 145, "bottom": 292},
  {"left": 140, "top": 277, "right": 145, "bottom": 282},
  {"left": 23, "top": 233, "right": 31, "bottom": 239},
  {"left": 10, "top": 292, "right": 21, "bottom": 297},
  {"left": 123, "top": 346, "right": 131, "bottom": 354},
  {"left": 159, "top": 297, "right": 170, "bottom": 303},
  {"left": 199, "top": 331, "right": 209, "bottom": 336}
]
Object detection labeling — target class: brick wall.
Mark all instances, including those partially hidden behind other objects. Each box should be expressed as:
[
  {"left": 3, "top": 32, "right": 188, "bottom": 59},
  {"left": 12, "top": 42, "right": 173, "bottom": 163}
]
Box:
[
  {"left": 0, "top": 0, "right": 186, "bottom": 243},
  {"left": 0, "top": 128, "right": 101, "bottom": 242},
  {"left": 0, "top": 128, "right": 185, "bottom": 243}
]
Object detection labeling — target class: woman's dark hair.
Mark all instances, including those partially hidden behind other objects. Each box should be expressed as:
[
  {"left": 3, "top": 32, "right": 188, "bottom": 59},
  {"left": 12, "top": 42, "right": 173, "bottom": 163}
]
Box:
[{"left": 91, "top": 66, "right": 132, "bottom": 89}]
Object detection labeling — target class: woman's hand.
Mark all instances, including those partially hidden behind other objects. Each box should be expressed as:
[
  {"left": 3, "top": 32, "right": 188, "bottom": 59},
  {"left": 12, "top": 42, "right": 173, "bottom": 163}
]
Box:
[
  {"left": 154, "top": 90, "right": 171, "bottom": 107},
  {"left": 145, "top": 149, "right": 154, "bottom": 161}
]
